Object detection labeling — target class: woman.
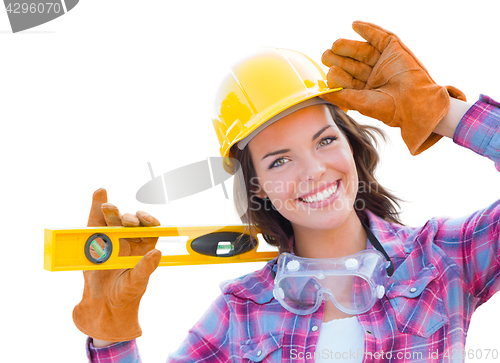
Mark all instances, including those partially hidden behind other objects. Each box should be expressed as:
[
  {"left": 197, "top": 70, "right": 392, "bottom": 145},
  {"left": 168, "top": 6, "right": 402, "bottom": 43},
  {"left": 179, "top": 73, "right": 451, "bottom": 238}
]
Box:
[{"left": 76, "top": 22, "right": 499, "bottom": 362}]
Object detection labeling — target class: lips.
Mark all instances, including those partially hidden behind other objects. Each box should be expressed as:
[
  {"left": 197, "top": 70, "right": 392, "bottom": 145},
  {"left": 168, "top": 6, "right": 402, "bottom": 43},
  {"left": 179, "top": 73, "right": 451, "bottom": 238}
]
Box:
[{"left": 298, "top": 180, "right": 340, "bottom": 203}]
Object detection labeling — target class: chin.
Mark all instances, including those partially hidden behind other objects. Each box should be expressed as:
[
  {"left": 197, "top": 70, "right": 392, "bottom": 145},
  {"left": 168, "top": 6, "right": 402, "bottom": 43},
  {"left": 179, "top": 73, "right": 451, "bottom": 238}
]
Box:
[{"left": 291, "top": 208, "right": 354, "bottom": 231}]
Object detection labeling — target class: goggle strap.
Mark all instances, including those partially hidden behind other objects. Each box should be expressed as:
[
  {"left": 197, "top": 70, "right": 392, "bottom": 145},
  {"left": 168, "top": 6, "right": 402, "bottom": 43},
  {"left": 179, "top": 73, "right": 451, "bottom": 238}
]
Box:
[
  {"left": 363, "top": 223, "right": 394, "bottom": 277},
  {"left": 271, "top": 263, "right": 278, "bottom": 279}
]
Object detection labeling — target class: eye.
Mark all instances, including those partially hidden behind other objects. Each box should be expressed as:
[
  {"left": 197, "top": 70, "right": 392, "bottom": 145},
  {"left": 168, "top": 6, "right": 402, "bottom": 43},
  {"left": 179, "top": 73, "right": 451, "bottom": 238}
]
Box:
[
  {"left": 269, "top": 157, "right": 289, "bottom": 169},
  {"left": 317, "top": 136, "right": 338, "bottom": 148}
]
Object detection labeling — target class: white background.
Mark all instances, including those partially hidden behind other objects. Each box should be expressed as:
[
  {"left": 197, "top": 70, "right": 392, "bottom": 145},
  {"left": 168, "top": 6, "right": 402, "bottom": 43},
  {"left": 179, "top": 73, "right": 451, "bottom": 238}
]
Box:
[{"left": 1, "top": 0, "right": 500, "bottom": 361}]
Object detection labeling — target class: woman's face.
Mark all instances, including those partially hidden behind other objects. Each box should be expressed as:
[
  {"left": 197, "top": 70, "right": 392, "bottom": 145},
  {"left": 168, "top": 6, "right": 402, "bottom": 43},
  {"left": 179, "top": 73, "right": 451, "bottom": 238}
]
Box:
[{"left": 248, "top": 104, "right": 359, "bottom": 232}]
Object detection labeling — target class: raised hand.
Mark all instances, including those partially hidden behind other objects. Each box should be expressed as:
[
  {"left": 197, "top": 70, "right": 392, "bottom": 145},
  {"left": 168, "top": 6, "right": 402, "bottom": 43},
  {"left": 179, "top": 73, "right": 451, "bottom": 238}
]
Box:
[{"left": 321, "top": 21, "right": 466, "bottom": 155}]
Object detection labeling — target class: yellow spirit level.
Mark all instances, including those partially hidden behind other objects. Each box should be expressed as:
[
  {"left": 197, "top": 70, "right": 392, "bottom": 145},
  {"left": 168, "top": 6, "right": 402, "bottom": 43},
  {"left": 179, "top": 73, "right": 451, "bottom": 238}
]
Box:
[{"left": 44, "top": 225, "right": 278, "bottom": 272}]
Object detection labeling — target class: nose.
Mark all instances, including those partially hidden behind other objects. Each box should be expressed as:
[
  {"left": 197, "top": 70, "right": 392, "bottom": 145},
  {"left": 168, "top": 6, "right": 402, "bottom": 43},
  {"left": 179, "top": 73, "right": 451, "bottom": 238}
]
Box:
[{"left": 298, "top": 156, "right": 326, "bottom": 182}]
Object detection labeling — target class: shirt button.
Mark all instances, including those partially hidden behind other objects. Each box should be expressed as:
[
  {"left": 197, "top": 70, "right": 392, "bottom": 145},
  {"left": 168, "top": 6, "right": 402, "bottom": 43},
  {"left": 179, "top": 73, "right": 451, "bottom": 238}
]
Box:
[
  {"left": 257, "top": 350, "right": 262, "bottom": 357},
  {"left": 410, "top": 287, "right": 417, "bottom": 293},
  {"left": 312, "top": 326, "right": 319, "bottom": 332}
]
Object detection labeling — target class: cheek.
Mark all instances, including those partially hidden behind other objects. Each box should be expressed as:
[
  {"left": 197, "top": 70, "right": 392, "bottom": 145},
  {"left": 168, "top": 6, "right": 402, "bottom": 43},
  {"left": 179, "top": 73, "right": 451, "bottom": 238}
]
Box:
[
  {"left": 262, "top": 177, "right": 295, "bottom": 200},
  {"left": 346, "top": 156, "right": 359, "bottom": 197},
  {"left": 331, "top": 149, "right": 358, "bottom": 193}
]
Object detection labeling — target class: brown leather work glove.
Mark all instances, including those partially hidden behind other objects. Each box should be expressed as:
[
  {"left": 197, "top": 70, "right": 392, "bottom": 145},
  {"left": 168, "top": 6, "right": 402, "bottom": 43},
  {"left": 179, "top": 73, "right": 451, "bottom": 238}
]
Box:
[
  {"left": 73, "top": 188, "right": 161, "bottom": 342},
  {"left": 321, "top": 21, "right": 466, "bottom": 155}
]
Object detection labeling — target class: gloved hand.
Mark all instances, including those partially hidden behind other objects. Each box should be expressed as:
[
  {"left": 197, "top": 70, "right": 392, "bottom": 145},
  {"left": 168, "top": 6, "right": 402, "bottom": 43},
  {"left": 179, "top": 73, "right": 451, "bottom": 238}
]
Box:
[
  {"left": 73, "top": 188, "right": 161, "bottom": 342},
  {"left": 321, "top": 21, "right": 466, "bottom": 155}
]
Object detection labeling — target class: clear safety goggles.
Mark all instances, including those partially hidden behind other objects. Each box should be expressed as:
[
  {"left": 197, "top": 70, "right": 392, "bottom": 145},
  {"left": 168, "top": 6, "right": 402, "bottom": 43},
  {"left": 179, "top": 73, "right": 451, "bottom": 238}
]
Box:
[{"left": 273, "top": 249, "right": 392, "bottom": 316}]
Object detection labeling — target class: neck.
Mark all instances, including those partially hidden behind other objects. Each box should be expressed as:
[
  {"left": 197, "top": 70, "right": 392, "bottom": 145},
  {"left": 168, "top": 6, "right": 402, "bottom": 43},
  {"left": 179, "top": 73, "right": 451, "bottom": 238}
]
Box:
[{"left": 292, "top": 210, "right": 367, "bottom": 259}]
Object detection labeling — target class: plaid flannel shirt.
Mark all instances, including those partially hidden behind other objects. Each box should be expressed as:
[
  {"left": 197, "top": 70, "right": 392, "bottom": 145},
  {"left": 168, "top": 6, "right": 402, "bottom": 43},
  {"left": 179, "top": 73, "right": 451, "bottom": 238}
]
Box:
[{"left": 88, "top": 95, "right": 500, "bottom": 363}]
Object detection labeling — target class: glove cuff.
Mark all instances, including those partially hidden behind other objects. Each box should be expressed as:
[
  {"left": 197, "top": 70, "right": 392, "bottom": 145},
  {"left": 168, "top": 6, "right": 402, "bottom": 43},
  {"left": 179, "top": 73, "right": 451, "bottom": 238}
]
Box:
[
  {"left": 404, "top": 85, "right": 466, "bottom": 155},
  {"left": 73, "top": 302, "right": 142, "bottom": 342}
]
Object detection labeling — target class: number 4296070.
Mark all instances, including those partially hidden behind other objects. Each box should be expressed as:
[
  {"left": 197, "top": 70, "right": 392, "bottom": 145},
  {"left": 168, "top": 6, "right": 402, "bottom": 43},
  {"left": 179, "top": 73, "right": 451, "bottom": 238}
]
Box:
[{"left": 6, "top": 3, "right": 62, "bottom": 14}]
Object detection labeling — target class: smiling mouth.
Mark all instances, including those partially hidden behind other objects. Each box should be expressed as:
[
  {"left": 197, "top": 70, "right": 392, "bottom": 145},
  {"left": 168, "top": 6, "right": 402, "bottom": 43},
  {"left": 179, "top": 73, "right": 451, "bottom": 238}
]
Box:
[{"left": 298, "top": 180, "right": 340, "bottom": 203}]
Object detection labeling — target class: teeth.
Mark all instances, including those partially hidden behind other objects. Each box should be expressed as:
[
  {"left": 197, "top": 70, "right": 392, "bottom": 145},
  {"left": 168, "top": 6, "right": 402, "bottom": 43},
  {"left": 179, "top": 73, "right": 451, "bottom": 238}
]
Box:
[{"left": 301, "top": 182, "right": 338, "bottom": 203}]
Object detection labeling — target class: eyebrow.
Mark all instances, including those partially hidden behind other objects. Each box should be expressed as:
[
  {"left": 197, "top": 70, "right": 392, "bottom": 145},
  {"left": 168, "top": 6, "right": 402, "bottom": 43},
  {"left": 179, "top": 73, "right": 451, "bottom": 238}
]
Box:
[
  {"left": 260, "top": 125, "right": 333, "bottom": 161},
  {"left": 261, "top": 148, "right": 290, "bottom": 161},
  {"left": 312, "top": 125, "right": 332, "bottom": 141}
]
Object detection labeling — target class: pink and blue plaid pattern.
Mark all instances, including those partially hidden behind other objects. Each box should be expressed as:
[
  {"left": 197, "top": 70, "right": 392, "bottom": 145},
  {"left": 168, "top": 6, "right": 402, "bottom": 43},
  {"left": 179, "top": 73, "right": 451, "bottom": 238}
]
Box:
[
  {"left": 88, "top": 95, "right": 500, "bottom": 362},
  {"left": 87, "top": 338, "right": 141, "bottom": 363}
]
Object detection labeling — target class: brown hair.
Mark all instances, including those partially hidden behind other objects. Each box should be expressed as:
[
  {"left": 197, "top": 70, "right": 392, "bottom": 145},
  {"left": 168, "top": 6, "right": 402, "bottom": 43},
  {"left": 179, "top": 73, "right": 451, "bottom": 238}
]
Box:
[{"left": 231, "top": 104, "right": 403, "bottom": 253}]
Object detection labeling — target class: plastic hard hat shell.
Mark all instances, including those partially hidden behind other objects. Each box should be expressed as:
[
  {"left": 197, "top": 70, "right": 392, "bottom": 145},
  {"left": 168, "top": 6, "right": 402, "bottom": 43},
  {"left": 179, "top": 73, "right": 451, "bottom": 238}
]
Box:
[{"left": 212, "top": 47, "right": 342, "bottom": 173}]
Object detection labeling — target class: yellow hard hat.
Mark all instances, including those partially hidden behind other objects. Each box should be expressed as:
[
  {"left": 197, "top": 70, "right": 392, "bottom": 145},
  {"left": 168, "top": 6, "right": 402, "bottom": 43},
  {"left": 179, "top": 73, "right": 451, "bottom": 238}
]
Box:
[{"left": 212, "top": 47, "right": 342, "bottom": 173}]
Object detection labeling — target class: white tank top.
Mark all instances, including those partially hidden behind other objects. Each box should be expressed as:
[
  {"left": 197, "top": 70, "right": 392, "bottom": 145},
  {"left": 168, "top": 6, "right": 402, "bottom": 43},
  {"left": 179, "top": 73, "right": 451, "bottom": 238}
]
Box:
[{"left": 314, "top": 316, "right": 365, "bottom": 362}]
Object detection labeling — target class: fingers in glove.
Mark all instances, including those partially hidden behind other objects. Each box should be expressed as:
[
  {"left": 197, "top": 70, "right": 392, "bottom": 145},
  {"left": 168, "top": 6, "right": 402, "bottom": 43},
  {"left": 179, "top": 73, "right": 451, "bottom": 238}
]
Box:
[
  {"left": 128, "top": 211, "right": 161, "bottom": 256},
  {"left": 87, "top": 188, "right": 108, "bottom": 227},
  {"left": 320, "top": 89, "right": 395, "bottom": 123},
  {"left": 122, "top": 213, "right": 140, "bottom": 227},
  {"left": 101, "top": 203, "right": 123, "bottom": 226},
  {"left": 101, "top": 204, "right": 139, "bottom": 255},
  {"left": 352, "top": 21, "right": 394, "bottom": 53},
  {"left": 121, "top": 213, "right": 142, "bottom": 248},
  {"left": 322, "top": 50, "right": 372, "bottom": 83},
  {"left": 327, "top": 66, "right": 366, "bottom": 90},
  {"left": 329, "top": 39, "right": 380, "bottom": 67},
  {"left": 137, "top": 211, "right": 160, "bottom": 227},
  {"left": 109, "top": 249, "right": 161, "bottom": 307}
]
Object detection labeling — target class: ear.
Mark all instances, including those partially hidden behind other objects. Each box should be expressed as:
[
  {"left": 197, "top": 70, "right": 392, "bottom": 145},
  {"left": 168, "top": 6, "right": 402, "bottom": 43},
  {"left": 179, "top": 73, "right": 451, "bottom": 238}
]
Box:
[
  {"left": 252, "top": 186, "right": 268, "bottom": 200},
  {"left": 247, "top": 172, "right": 268, "bottom": 199},
  {"left": 250, "top": 178, "right": 268, "bottom": 199}
]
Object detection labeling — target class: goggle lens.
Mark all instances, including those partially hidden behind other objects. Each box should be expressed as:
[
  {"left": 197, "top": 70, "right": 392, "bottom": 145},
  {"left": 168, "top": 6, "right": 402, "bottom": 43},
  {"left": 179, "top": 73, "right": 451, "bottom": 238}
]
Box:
[
  {"left": 276, "top": 274, "right": 375, "bottom": 315},
  {"left": 273, "top": 250, "right": 390, "bottom": 315}
]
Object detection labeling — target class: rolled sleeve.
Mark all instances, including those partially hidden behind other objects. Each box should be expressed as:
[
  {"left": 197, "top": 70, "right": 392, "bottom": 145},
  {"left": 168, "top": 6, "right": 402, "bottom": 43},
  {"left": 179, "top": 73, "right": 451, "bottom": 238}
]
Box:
[
  {"left": 453, "top": 95, "right": 500, "bottom": 170},
  {"left": 444, "top": 94, "right": 500, "bottom": 304},
  {"left": 86, "top": 337, "right": 141, "bottom": 363}
]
